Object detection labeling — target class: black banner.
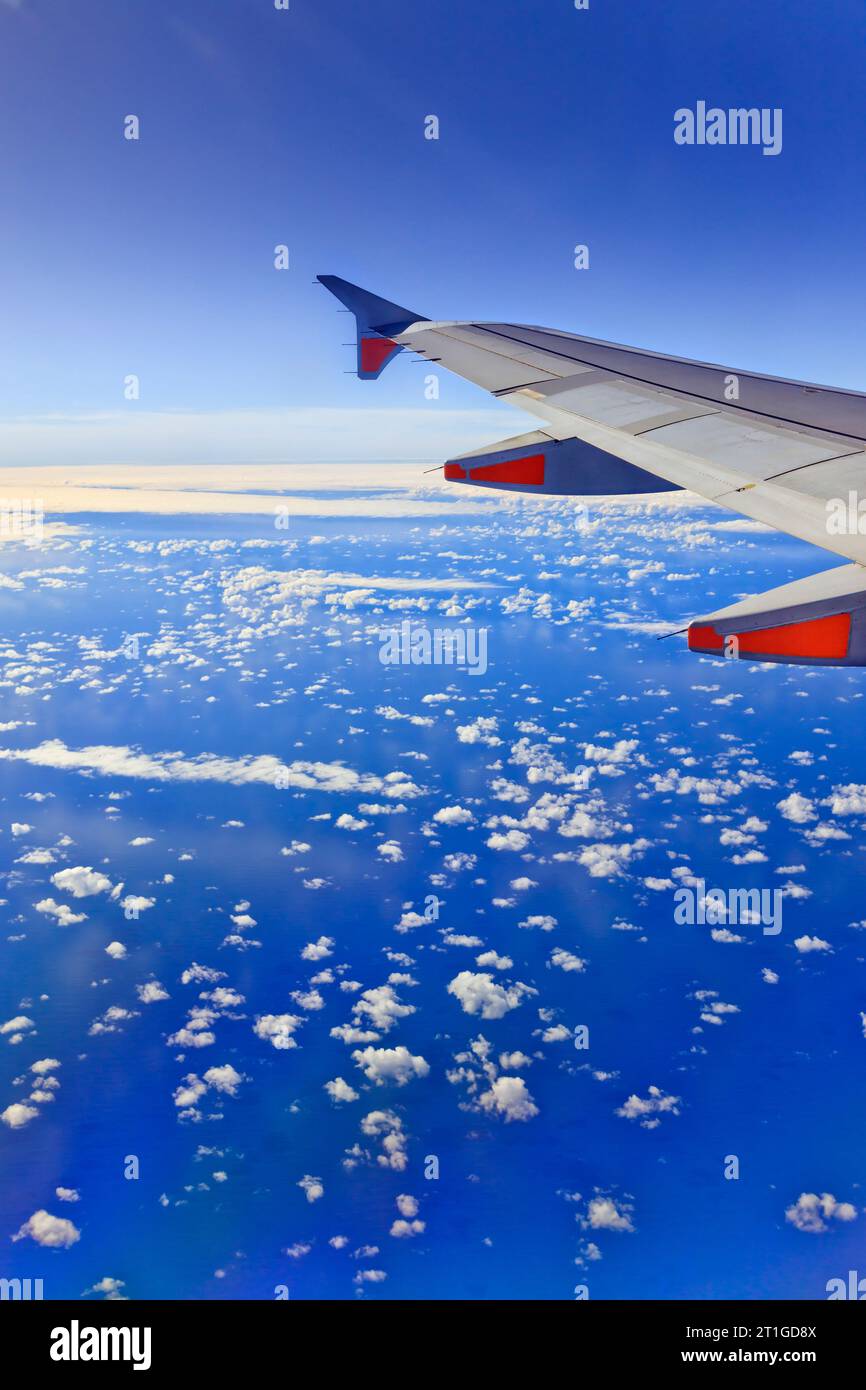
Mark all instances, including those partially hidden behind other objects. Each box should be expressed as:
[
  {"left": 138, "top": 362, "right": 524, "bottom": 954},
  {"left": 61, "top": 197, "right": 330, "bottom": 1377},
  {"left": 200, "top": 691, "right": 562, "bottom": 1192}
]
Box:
[{"left": 1, "top": 1297, "right": 860, "bottom": 1375}]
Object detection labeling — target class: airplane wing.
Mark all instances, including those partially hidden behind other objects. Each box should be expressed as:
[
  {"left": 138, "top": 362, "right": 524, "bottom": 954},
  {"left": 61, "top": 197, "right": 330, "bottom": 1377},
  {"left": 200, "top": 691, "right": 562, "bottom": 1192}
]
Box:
[{"left": 318, "top": 275, "right": 866, "bottom": 666}]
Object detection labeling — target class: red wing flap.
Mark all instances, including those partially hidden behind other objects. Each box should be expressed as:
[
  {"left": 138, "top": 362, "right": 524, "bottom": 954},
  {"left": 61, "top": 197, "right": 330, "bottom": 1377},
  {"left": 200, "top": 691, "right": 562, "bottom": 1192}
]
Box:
[
  {"left": 444, "top": 454, "right": 545, "bottom": 486},
  {"left": 688, "top": 612, "right": 852, "bottom": 660}
]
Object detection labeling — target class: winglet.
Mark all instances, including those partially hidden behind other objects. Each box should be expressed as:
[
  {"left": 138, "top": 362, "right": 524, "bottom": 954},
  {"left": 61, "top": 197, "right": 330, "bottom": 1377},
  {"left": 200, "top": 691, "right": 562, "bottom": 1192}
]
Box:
[{"left": 317, "top": 275, "right": 427, "bottom": 379}]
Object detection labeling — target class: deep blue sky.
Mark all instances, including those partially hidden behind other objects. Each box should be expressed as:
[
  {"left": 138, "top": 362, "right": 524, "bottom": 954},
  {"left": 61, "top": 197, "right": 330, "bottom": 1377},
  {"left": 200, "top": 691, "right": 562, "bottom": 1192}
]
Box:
[{"left": 1, "top": 0, "right": 865, "bottom": 432}]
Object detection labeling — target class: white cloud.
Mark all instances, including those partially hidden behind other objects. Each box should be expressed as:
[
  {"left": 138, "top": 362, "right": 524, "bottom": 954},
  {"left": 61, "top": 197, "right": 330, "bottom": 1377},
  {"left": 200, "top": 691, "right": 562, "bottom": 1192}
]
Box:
[
  {"left": 0, "top": 1015, "right": 34, "bottom": 1042},
  {"left": 519, "top": 914, "right": 557, "bottom": 932},
  {"left": 301, "top": 936, "right": 334, "bottom": 961},
  {"left": 84, "top": 1277, "right": 126, "bottom": 1300},
  {"left": 0, "top": 739, "right": 421, "bottom": 798},
  {"left": 582, "top": 1196, "right": 635, "bottom": 1232},
  {"left": 478, "top": 1076, "right": 539, "bottom": 1122},
  {"left": 253, "top": 1014, "right": 304, "bottom": 1050},
  {"left": 298, "top": 1174, "right": 324, "bottom": 1204},
  {"left": 377, "top": 840, "right": 404, "bottom": 862},
  {"left": 1, "top": 1102, "right": 39, "bottom": 1129},
  {"left": 324, "top": 1077, "right": 359, "bottom": 1104},
  {"left": 486, "top": 829, "right": 529, "bottom": 852},
  {"left": 785, "top": 1192, "right": 857, "bottom": 1233},
  {"left": 777, "top": 793, "right": 817, "bottom": 824},
  {"left": 51, "top": 866, "right": 112, "bottom": 898},
  {"left": 476, "top": 950, "right": 512, "bottom": 971},
  {"left": 120, "top": 895, "right": 155, "bottom": 914},
  {"left": 447, "top": 971, "right": 535, "bottom": 1020},
  {"left": 12, "top": 1210, "right": 80, "bottom": 1248},
  {"left": 457, "top": 717, "right": 501, "bottom": 747},
  {"left": 137, "top": 981, "right": 169, "bottom": 1003},
  {"left": 390, "top": 1217, "right": 425, "bottom": 1238},
  {"left": 549, "top": 947, "right": 586, "bottom": 973},
  {"left": 350, "top": 985, "right": 415, "bottom": 1035},
  {"left": 433, "top": 805, "right": 474, "bottom": 825},
  {"left": 34, "top": 898, "right": 86, "bottom": 926},
  {"left": 202, "top": 1064, "right": 244, "bottom": 1096},
  {"left": 616, "top": 1086, "right": 681, "bottom": 1128},
  {"left": 824, "top": 784, "right": 866, "bottom": 816},
  {"left": 351, "top": 1045, "right": 430, "bottom": 1087}
]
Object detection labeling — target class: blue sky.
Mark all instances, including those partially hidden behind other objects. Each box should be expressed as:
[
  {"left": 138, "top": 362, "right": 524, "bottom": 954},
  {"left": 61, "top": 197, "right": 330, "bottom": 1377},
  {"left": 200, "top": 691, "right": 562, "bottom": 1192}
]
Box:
[{"left": 1, "top": 0, "right": 865, "bottom": 444}]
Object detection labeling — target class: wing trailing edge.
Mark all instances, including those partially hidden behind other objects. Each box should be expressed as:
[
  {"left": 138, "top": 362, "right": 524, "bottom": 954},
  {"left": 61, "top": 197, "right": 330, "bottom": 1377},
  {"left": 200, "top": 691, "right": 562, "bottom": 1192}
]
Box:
[{"left": 688, "top": 563, "right": 866, "bottom": 665}]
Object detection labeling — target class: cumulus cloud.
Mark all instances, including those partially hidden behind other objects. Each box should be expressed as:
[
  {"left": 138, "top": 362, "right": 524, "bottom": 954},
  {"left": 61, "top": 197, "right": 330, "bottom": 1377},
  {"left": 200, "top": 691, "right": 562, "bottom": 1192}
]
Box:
[
  {"left": 324, "top": 1077, "right": 359, "bottom": 1104},
  {"left": 137, "top": 981, "right": 169, "bottom": 1003},
  {"left": 84, "top": 1276, "right": 126, "bottom": 1300},
  {"left": 824, "top": 784, "right": 866, "bottom": 816},
  {"left": 120, "top": 895, "right": 155, "bottom": 915},
  {"left": 253, "top": 1013, "right": 304, "bottom": 1050},
  {"left": 616, "top": 1086, "right": 681, "bottom": 1128},
  {"left": 777, "top": 793, "right": 817, "bottom": 824},
  {"left": 351, "top": 1045, "right": 430, "bottom": 1087},
  {"left": 203, "top": 1064, "right": 244, "bottom": 1095},
  {"left": 357, "top": 1109, "right": 409, "bottom": 1171},
  {"left": 349, "top": 984, "right": 415, "bottom": 1035},
  {"left": 456, "top": 717, "right": 501, "bottom": 747},
  {"left": 447, "top": 971, "right": 535, "bottom": 1020},
  {"left": 549, "top": 947, "right": 586, "bottom": 973},
  {"left": 486, "top": 829, "right": 530, "bottom": 852},
  {"left": 51, "top": 866, "right": 112, "bottom": 898},
  {"left": 433, "top": 805, "right": 474, "bottom": 826},
  {"left": 519, "top": 914, "right": 557, "bottom": 932},
  {"left": 478, "top": 1076, "right": 539, "bottom": 1122},
  {"left": 785, "top": 1192, "right": 857, "bottom": 1233},
  {"left": 13, "top": 1210, "right": 80, "bottom": 1248},
  {"left": 580, "top": 1196, "right": 635, "bottom": 1233},
  {"left": 1, "top": 1015, "right": 35, "bottom": 1043},
  {"left": 301, "top": 936, "right": 334, "bottom": 961},
  {"left": 34, "top": 898, "right": 87, "bottom": 926},
  {"left": 298, "top": 1174, "right": 324, "bottom": 1203},
  {"left": 377, "top": 840, "right": 404, "bottom": 862},
  {"left": 1, "top": 1102, "right": 39, "bottom": 1129}
]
